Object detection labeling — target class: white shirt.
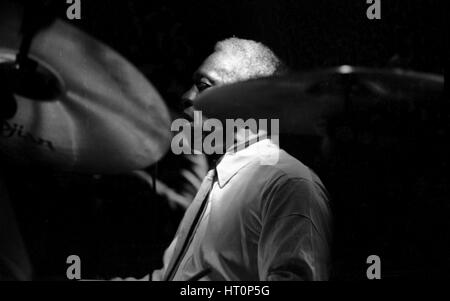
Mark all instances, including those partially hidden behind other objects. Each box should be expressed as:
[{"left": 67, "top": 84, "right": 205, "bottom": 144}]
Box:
[{"left": 153, "top": 139, "right": 332, "bottom": 281}]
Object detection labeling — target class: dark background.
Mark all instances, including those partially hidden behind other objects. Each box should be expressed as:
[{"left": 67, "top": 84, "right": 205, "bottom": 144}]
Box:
[{"left": 5, "top": 0, "right": 448, "bottom": 280}]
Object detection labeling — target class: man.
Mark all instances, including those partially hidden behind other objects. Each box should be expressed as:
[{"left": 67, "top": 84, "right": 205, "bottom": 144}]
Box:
[{"left": 152, "top": 37, "right": 332, "bottom": 281}]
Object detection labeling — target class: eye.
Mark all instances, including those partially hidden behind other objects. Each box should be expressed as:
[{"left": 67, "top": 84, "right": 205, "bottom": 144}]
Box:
[
  {"left": 196, "top": 82, "right": 211, "bottom": 92},
  {"left": 195, "top": 78, "right": 213, "bottom": 92}
]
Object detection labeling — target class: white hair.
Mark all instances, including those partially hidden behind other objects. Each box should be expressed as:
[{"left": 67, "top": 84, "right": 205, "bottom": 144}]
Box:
[{"left": 213, "top": 37, "right": 283, "bottom": 82}]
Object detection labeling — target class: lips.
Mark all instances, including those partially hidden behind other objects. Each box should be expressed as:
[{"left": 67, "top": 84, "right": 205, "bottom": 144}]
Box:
[
  {"left": 182, "top": 98, "right": 194, "bottom": 109},
  {"left": 182, "top": 106, "right": 195, "bottom": 121}
]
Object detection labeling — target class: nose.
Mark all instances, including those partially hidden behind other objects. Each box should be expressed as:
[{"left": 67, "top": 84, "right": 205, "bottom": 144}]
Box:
[{"left": 181, "top": 85, "right": 198, "bottom": 109}]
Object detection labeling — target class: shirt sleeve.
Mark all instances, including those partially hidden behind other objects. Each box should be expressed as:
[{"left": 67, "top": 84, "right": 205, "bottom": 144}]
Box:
[{"left": 257, "top": 176, "right": 332, "bottom": 281}]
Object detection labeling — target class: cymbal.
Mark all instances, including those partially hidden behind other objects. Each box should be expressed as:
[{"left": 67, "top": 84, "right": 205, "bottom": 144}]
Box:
[
  {"left": 193, "top": 66, "right": 444, "bottom": 136},
  {"left": 0, "top": 3, "right": 171, "bottom": 174}
]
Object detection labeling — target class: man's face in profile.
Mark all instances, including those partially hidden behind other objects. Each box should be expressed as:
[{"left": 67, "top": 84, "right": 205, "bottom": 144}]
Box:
[{"left": 182, "top": 51, "right": 239, "bottom": 120}]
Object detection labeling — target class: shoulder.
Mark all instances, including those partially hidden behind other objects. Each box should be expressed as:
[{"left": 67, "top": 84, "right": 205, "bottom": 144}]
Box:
[
  {"left": 250, "top": 149, "right": 332, "bottom": 231},
  {"left": 245, "top": 148, "right": 330, "bottom": 208},
  {"left": 248, "top": 147, "right": 319, "bottom": 184}
]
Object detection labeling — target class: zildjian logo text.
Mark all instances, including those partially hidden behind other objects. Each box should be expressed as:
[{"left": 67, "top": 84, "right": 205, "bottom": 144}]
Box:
[{"left": 1, "top": 121, "right": 55, "bottom": 151}]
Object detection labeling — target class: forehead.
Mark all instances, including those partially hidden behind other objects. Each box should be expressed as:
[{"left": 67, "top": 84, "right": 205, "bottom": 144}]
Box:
[{"left": 195, "top": 51, "right": 241, "bottom": 83}]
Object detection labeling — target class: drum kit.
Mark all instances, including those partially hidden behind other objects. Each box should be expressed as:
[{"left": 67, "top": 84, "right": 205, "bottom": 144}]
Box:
[
  {"left": 0, "top": 0, "right": 446, "bottom": 280},
  {"left": 0, "top": 1, "right": 172, "bottom": 174},
  {"left": 0, "top": 1, "right": 445, "bottom": 175}
]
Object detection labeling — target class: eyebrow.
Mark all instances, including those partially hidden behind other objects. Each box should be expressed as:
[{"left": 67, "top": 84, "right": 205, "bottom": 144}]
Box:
[
  {"left": 193, "top": 70, "right": 217, "bottom": 85},
  {"left": 192, "top": 71, "right": 202, "bottom": 81}
]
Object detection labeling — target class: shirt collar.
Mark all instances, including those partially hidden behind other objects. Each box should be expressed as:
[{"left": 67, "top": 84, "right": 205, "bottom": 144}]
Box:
[{"left": 215, "top": 138, "right": 279, "bottom": 188}]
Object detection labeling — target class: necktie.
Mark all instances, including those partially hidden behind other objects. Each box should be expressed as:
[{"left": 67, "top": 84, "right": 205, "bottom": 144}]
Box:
[{"left": 164, "top": 168, "right": 216, "bottom": 280}]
